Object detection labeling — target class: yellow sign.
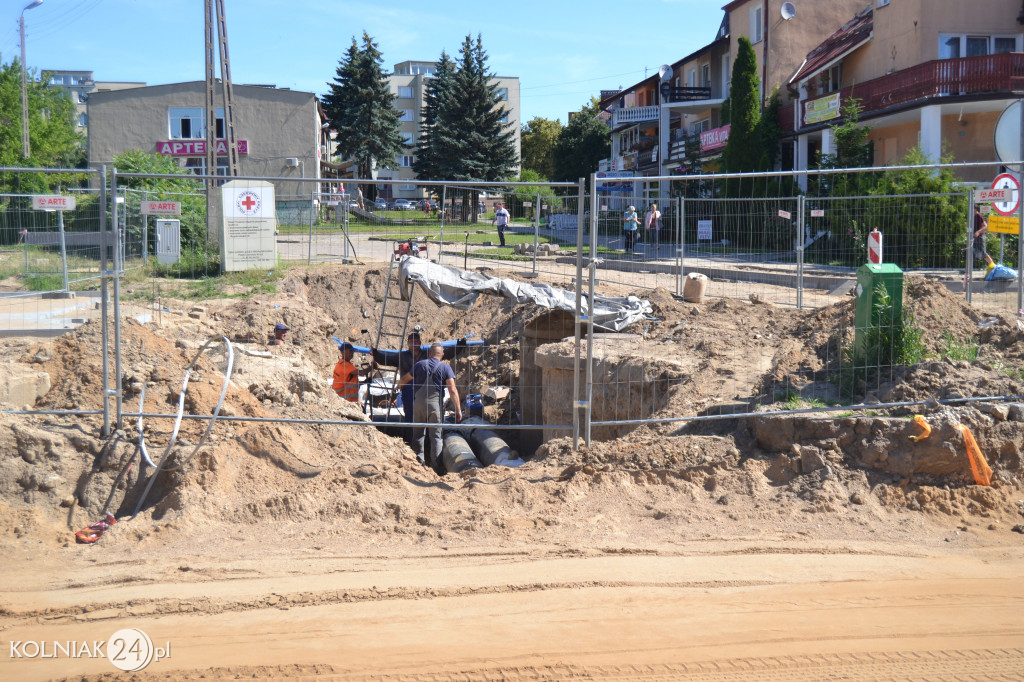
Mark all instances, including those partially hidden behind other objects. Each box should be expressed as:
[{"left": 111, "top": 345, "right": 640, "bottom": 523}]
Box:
[
  {"left": 988, "top": 214, "right": 1020, "bottom": 235},
  {"left": 804, "top": 93, "right": 841, "bottom": 125}
]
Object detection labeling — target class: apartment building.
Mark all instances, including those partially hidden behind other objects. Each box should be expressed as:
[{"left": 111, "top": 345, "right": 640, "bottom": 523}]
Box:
[
  {"left": 383, "top": 60, "right": 521, "bottom": 200},
  {"left": 598, "top": 0, "right": 871, "bottom": 201},
  {"left": 787, "top": 0, "right": 1024, "bottom": 183},
  {"left": 44, "top": 69, "right": 145, "bottom": 133}
]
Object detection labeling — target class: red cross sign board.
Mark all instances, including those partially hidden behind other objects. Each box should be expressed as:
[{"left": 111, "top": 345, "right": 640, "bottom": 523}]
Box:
[
  {"left": 32, "top": 195, "right": 76, "bottom": 211},
  {"left": 990, "top": 173, "right": 1020, "bottom": 216}
]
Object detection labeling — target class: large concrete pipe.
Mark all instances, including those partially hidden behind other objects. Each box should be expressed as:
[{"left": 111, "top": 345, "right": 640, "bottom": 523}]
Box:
[
  {"left": 462, "top": 416, "right": 517, "bottom": 466},
  {"left": 442, "top": 430, "right": 482, "bottom": 474}
]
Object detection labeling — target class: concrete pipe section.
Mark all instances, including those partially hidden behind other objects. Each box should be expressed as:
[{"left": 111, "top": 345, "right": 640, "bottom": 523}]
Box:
[
  {"left": 461, "top": 416, "right": 524, "bottom": 467},
  {"left": 441, "top": 430, "right": 483, "bottom": 474}
]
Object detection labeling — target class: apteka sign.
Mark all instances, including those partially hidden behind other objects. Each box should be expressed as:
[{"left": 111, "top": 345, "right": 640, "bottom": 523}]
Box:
[{"left": 156, "top": 140, "right": 249, "bottom": 156}]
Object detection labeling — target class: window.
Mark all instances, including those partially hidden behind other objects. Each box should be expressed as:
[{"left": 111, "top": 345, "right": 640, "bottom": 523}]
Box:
[
  {"left": 701, "top": 64, "right": 711, "bottom": 88},
  {"left": 182, "top": 157, "right": 230, "bottom": 177},
  {"left": 497, "top": 87, "right": 508, "bottom": 101},
  {"left": 78, "top": 113, "right": 87, "bottom": 127},
  {"left": 400, "top": 155, "right": 415, "bottom": 167},
  {"left": 77, "top": 90, "right": 88, "bottom": 103},
  {"left": 877, "top": 0, "right": 889, "bottom": 6},
  {"left": 688, "top": 69, "right": 696, "bottom": 87},
  {"left": 749, "top": 3, "right": 763, "bottom": 44},
  {"left": 401, "top": 132, "right": 414, "bottom": 146},
  {"left": 398, "top": 85, "right": 413, "bottom": 98},
  {"left": 940, "top": 34, "right": 1021, "bottom": 59},
  {"left": 400, "top": 184, "right": 416, "bottom": 191},
  {"left": 170, "top": 108, "right": 204, "bottom": 139},
  {"left": 690, "top": 118, "right": 710, "bottom": 136},
  {"left": 169, "top": 107, "right": 225, "bottom": 139},
  {"left": 722, "top": 54, "right": 730, "bottom": 97},
  {"left": 499, "top": 113, "right": 509, "bottom": 124},
  {"left": 399, "top": 109, "right": 414, "bottom": 122}
]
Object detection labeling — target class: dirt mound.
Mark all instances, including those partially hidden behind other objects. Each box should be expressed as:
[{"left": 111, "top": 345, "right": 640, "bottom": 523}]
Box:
[{"left": 2, "top": 264, "right": 1024, "bottom": 558}]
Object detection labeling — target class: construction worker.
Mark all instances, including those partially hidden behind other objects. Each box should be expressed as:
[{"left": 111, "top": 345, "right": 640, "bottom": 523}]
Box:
[
  {"left": 397, "top": 342, "right": 462, "bottom": 467},
  {"left": 372, "top": 331, "right": 460, "bottom": 434},
  {"left": 272, "top": 323, "right": 289, "bottom": 345},
  {"left": 332, "top": 342, "right": 364, "bottom": 402}
]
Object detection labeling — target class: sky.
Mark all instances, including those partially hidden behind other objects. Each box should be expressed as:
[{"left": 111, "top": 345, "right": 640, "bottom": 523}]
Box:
[{"left": 1, "top": 0, "right": 725, "bottom": 124}]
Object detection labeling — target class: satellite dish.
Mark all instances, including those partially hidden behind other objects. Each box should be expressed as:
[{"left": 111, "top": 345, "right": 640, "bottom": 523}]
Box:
[
  {"left": 658, "top": 64, "right": 672, "bottom": 82},
  {"left": 994, "top": 100, "right": 1022, "bottom": 167},
  {"left": 781, "top": 2, "right": 796, "bottom": 20}
]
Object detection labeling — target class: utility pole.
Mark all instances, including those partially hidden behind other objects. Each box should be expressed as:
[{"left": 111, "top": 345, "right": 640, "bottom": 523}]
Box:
[{"left": 204, "top": 0, "right": 239, "bottom": 240}]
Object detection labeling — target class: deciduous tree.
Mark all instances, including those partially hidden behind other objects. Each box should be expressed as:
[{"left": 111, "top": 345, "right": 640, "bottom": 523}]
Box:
[{"left": 521, "top": 117, "right": 563, "bottom": 180}]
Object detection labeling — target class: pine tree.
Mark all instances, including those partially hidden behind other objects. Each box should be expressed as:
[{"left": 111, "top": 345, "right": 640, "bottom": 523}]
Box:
[{"left": 323, "top": 32, "right": 404, "bottom": 193}]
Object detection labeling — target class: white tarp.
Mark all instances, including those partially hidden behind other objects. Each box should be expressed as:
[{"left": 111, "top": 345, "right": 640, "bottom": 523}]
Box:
[{"left": 399, "top": 258, "right": 651, "bottom": 332}]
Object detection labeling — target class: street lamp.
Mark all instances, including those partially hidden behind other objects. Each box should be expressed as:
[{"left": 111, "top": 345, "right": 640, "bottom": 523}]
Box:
[{"left": 20, "top": 0, "right": 44, "bottom": 159}]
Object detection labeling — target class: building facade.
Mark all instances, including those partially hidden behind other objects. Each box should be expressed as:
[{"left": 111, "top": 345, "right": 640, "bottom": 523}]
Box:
[
  {"left": 381, "top": 60, "right": 521, "bottom": 200},
  {"left": 787, "top": 0, "right": 1024, "bottom": 184},
  {"left": 599, "top": 0, "right": 875, "bottom": 201},
  {"left": 87, "top": 81, "right": 323, "bottom": 196}
]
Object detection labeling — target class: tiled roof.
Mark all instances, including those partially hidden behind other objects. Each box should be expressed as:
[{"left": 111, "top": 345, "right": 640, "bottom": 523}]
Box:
[{"left": 789, "top": 6, "right": 873, "bottom": 85}]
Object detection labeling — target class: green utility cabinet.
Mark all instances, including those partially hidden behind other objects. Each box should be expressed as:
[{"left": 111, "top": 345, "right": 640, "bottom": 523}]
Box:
[{"left": 854, "top": 263, "right": 904, "bottom": 359}]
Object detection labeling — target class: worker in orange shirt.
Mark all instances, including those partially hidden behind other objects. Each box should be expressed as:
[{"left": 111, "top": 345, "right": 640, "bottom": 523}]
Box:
[{"left": 332, "top": 342, "right": 364, "bottom": 402}]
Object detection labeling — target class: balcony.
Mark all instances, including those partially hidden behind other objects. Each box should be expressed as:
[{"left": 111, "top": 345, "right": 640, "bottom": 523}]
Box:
[
  {"left": 796, "top": 52, "right": 1024, "bottom": 131},
  {"left": 663, "top": 86, "right": 712, "bottom": 103},
  {"left": 612, "top": 105, "right": 659, "bottom": 128}
]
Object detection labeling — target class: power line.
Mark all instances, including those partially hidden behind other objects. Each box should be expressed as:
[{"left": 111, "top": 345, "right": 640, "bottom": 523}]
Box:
[{"left": 521, "top": 68, "right": 647, "bottom": 91}]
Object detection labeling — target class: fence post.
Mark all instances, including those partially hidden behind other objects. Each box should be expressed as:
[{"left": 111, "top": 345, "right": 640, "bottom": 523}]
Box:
[
  {"left": 56, "top": 188, "right": 69, "bottom": 294},
  {"left": 142, "top": 190, "right": 149, "bottom": 264},
  {"left": 438, "top": 185, "right": 447, "bottom": 266},
  {"left": 796, "top": 194, "right": 805, "bottom": 310},
  {"left": 572, "top": 178, "right": 585, "bottom": 450},
  {"left": 111, "top": 168, "right": 124, "bottom": 429},
  {"left": 532, "top": 191, "right": 540, "bottom": 276},
  {"left": 585, "top": 174, "right": 598, "bottom": 448},
  {"left": 307, "top": 188, "right": 315, "bottom": 265},
  {"left": 99, "top": 166, "right": 110, "bottom": 437},
  {"left": 966, "top": 189, "right": 975, "bottom": 305},
  {"left": 678, "top": 196, "right": 686, "bottom": 296}
]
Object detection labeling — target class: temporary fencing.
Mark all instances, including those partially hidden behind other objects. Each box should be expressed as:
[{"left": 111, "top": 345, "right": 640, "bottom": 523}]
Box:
[{"left": 1, "top": 162, "right": 1022, "bottom": 457}]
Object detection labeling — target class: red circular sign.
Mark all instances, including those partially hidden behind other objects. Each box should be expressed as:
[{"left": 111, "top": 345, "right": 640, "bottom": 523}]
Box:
[{"left": 991, "top": 172, "right": 1020, "bottom": 216}]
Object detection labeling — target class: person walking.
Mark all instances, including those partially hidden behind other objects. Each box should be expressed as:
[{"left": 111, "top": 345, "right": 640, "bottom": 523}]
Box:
[
  {"left": 645, "top": 203, "right": 662, "bottom": 252},
  {"left": 623, "top": 205, "right": 640, "bottom": 253},
  {"left": 397, "top": 342, "right": 462, "bottom": 467},
  {"left": 492, "top": 202, "right": 511, "bottom": 247},
  {"left": 332, "top": 342, "right": 364, "bottom": 403},
  {"left": 972, "top": 207, "right": 996, "bottom": 273}
]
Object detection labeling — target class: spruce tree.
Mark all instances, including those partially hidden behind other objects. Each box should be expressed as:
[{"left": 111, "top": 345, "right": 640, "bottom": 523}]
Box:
[
  {"left": 412, "top": 52, "right": 456, "bottom": 191},
  {"left": 323, "top": 32, "right": 404, "bottom": 193}
]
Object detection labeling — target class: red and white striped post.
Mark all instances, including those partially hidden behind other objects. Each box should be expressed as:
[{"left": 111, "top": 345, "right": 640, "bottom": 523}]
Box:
[{"left": 868, "top": 229, "right": 883, "bottom": 264}]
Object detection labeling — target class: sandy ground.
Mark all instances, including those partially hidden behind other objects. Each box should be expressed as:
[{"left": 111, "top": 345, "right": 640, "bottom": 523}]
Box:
[{"left": 2, "top": 261, "right": 1024, "bottom": 680}]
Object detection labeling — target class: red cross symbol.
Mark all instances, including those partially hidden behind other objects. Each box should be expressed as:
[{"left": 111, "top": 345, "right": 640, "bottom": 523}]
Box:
[{"left": 241, "top": 195, "right": 257, "bottom": 210}]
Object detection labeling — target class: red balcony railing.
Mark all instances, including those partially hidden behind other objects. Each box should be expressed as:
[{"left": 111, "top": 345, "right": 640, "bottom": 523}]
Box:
[{"left": 793, "top": 52, "right": 1024, "bottom": 131}]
